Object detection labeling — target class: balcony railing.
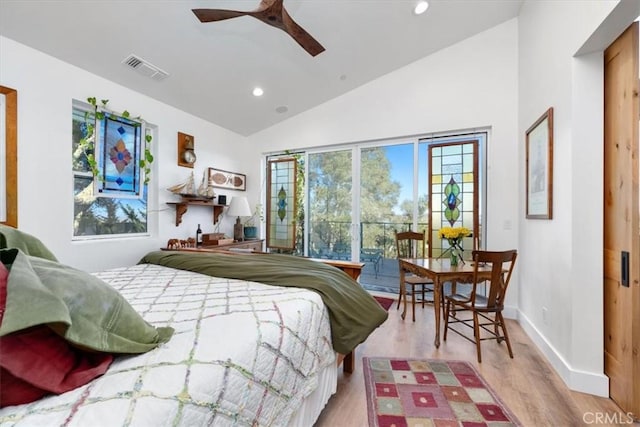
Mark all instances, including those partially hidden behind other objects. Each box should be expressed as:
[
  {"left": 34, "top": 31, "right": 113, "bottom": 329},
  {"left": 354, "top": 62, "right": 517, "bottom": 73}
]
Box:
[{"left": 308, "top": 220, "right": 428, "bottom": 260}]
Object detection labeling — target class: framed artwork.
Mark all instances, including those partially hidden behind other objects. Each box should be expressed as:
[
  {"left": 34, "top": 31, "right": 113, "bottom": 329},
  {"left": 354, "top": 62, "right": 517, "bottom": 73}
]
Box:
[
  {"left": 208, "top": 167, "right": 246, "bottom": 191},
  {"left": 0, "top": 86, "right": 17, "bottom": 228},
  {"left": 526, "top": 107, "right": 553, "bottom": 219}
]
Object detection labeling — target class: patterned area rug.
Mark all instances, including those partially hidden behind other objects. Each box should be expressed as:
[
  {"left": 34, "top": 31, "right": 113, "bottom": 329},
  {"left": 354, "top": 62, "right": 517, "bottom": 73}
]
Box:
[
  {"left": 373, "top": 296, "right": 395, "bottom": 311},
  {"left": 363, "top": 357, "right": 521, "bottom": 426}
]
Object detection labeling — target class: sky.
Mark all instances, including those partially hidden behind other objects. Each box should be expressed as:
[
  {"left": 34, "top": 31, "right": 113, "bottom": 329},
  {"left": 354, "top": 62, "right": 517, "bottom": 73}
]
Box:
[{"left": 384, "top": 143, "right": 428, "bottom": 213}]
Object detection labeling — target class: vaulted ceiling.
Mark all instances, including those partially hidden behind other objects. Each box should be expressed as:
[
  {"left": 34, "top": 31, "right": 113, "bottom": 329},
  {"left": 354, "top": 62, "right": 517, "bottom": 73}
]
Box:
[{"left": 0, "top": 0, "right": 523, "bottom": 136}]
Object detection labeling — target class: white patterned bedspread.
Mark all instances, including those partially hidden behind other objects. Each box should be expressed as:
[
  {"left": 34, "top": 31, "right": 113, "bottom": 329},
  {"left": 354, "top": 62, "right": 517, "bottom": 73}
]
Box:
[{"left": 0, "top": 263, "right": 335, "bottom": 426}]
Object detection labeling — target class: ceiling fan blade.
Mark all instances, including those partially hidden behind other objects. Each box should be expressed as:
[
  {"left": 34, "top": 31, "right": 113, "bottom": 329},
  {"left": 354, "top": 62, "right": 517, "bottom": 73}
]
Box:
[
  {"left": 192, "top": 9, "right": 250, "bottom": 23},
  {"left": 193, "top": 0, "right": 325, "bottom": 57},
  {"left": 281, "top": 9, "right": 325, "bottom": 57}
]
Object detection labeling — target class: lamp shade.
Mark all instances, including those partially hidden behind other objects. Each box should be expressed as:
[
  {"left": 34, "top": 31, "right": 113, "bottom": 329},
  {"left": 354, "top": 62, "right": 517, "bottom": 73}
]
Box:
[{"left": 227, "top": 196, "right": 252, "bottom": 217}]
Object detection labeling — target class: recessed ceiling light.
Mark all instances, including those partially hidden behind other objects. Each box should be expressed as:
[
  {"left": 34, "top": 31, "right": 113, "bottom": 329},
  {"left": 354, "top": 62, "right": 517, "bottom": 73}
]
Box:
[
  {"left": 414, "top": 1, "right": 429, "bottom": 15},
  {"left": 252, "top": 87, "right": 264, "bottom": 97}
]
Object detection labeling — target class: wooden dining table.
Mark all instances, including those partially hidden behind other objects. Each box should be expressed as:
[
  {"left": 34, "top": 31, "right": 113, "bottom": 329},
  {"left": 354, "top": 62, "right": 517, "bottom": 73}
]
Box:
[{"left": 399, "top": 257, "right": 498, "bottom": 348}]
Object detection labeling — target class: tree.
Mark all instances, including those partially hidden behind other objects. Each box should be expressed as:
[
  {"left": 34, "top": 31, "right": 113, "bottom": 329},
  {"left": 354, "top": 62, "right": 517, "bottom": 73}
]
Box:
[{"left": 308, "top": 147, "right": 402, "bottom": 255}]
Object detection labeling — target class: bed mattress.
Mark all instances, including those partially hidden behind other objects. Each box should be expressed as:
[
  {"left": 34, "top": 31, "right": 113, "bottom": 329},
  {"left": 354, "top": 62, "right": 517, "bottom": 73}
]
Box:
[{"left": 0, "top": 263, "right": 335, "bottom": 426}]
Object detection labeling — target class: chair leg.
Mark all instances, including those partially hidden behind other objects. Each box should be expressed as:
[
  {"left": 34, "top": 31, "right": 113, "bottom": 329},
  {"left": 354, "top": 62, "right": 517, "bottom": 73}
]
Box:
[
  {"left": 421, "top": 285, "right": 425, "bottom": 308},
  {"left": 443, "top": 300, "right": 450, "bottom": 341},
  {"left": 396, "top": 285, "right": 402, "bottom": 310},
  {"left": 473, "top": 311, "right": 482, "bottom": 363},
  {"left": 497, "top": 312, "right": 514, "bottom": 358},
  {"left": 411, "top": 286, "right": 416, "bottom": 322}
]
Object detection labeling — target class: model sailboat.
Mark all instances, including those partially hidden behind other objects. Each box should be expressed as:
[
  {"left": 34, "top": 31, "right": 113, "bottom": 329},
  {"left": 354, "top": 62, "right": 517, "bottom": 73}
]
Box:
[
  {"left": 197, "top": 170, "right": 210, "bottom": 197},
  {"left": 166, "top": 171, "right": 196, "bottom": 196}
]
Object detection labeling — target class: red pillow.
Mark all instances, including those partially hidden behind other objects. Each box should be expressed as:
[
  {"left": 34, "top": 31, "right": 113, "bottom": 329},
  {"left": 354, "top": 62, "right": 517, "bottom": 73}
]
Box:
[{"left": 0, "top": 263, "right": 113, "bottom": 408}]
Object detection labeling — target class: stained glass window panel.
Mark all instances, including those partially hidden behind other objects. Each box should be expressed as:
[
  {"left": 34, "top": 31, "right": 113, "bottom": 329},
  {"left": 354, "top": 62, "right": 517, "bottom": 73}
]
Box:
[
  {"left": 427, "top": 140, "right": 479, "bottom": 257},
  {"left": 267, "top": 158, "right": 297, "bottom": 250},
  {"left": 95, "top": 114, "right": 142, "bottom": 198}
]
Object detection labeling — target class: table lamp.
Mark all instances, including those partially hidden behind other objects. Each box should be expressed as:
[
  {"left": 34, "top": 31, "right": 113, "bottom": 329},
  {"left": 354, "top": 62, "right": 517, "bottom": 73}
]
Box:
[{"left": 227, "top": 196, "right": 252, "bottom": 241}]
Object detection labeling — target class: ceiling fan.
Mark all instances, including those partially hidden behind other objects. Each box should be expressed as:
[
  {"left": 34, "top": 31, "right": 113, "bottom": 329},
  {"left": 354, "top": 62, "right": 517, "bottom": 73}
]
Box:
[{"left": 192, "top": 0, "right": 325, "bottom": 57}]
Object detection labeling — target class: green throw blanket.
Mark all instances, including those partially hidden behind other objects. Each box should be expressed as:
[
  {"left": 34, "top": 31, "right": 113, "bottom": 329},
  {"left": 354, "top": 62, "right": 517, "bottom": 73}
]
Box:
[
  {"left": 139, "top": 251, "right": 388, "bottom": 354},
  {"left": 1, "top": 249, "right": 173, "bottom": 353}
]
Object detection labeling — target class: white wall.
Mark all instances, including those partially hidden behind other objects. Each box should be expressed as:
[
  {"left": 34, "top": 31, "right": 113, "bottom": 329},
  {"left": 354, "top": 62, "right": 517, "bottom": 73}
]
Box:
[
  {"left": 0, "top": 36, "right": 257, "bottom": 272},
  {"left": 249, "top": 19, "right": 521, "bottom": 308},
  {"left": 517, "top": 0, "right": 634, "bottom": 397}
]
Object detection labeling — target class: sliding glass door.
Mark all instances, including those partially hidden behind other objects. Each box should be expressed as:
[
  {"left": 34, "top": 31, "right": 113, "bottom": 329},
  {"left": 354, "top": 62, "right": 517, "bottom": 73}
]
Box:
[
  {"left": 302, "top": 132, "right": 486, "bottom": 293},
  {"left": 358, "top": 142, "right": 417, "bottom": 291},
  {"left": 307, "top": 149, "right": 353, "bottom": 260}
]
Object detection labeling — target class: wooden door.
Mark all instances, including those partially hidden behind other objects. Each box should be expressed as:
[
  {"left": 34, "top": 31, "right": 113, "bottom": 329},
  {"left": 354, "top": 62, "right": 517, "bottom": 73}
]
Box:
[{"left": 604, "top": 22, "right": 639, "bottom": 416}]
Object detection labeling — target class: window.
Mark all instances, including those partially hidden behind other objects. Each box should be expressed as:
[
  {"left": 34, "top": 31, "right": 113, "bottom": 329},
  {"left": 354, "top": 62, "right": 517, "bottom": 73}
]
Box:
[{"left": 72, "top": 102, "right": 148, "bottom": 238}]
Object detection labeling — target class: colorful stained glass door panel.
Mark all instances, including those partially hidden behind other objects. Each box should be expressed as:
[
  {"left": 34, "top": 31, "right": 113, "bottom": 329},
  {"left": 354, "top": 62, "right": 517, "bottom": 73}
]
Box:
[
  {"left": 266, "top": 158, "right": 297, "bottom": 250},
  {"left": 428, "top": 140, "right": 479, "bottom": 257}
]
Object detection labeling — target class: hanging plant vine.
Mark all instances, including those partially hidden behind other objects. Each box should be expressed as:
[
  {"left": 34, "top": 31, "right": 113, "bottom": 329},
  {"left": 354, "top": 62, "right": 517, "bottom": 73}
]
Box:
[{"left": 77, "top": 97, "right": 154, "bottom": 184}]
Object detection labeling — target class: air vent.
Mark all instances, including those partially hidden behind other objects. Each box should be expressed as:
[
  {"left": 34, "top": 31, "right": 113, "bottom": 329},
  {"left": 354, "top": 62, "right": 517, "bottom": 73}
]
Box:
[{"left": 121, "top": 54, "right": 169, "bottom": 81}]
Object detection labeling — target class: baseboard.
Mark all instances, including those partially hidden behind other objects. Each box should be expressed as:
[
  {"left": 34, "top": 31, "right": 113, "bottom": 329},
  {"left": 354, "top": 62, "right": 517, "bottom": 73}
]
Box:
[{"left": 517, "top": 310, "right": 609, "bottom": 397}]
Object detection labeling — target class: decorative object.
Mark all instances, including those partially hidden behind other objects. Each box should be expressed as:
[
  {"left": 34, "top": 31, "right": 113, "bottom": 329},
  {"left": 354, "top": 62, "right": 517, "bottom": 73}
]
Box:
[
  {"left": 217, "top": 195, "right": 227, "bottom": 205},
  {"left": 201, "top": 232, "right": 234, "bottom": 246},
  {"left": 166, "top": 239, "right": 181, "bottom": 249},
  {"left": 206, "top": 176, "right": 216, "bottom": 198},
  {"left": 450, "top": 251, "right": 458, "bottom": 266},
  {"left": 208, "top": 167, "right": 246, "bottom": 191},
  {"left": 177, "top": 132, "right": 196, "bottom": 168},
  {"left": 227, "top": 196, "right": 252, "bottom": 241},
  {"left": 196, "top": 170, "right": 213, "bottom": 198},
  {"left": 266, "top": 158, "right": 297, "bottom": 250},
  {"left": 363, "top": 357, "right": 521, "bottom": 426},
  {"left": 167, "top": 171, "right": 196, "bottom": 196},
  {"left": 243, "top": 204, "right": 264, "bottom": 240},
  {"left": 78, "top": 97, "right": 153, "bottom": 185},
  {"left": 438, "top": 226, "right": 471, "bottom": 264},
  {"left": 0, "top": 85, "right": 17, "bottom": 228},
  {"left": 373, "top": 296, "right": 394, "bottom": 311},
  {"left": 526, "top": 107, "right": 554, "bottom": 219}
]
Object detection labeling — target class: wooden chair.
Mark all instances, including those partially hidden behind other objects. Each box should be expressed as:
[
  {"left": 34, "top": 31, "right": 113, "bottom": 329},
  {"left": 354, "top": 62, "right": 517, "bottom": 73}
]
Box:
[
  {"left": 395, "top": 230, "right": 434, "bottom": 322},
  {"left": 443, "top": 249, "right": 517, "bottom": 362}
]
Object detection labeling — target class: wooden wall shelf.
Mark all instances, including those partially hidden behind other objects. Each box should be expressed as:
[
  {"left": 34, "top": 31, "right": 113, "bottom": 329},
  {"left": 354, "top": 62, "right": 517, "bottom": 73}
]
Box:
[{"left": 167, "top": 200, "right": 224, "bottom": 226}]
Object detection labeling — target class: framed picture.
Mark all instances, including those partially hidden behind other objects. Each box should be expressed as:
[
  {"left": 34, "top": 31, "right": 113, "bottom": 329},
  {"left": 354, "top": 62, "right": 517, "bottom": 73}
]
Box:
[
  {"left": 208, "top": 167, "right": 246, "bottom": 191},
  {"left": 526, "top": 107, "right": 553, "bottom": 219},
  {"left": 0, "top": 86, "right": 17, "bottom": 228}
]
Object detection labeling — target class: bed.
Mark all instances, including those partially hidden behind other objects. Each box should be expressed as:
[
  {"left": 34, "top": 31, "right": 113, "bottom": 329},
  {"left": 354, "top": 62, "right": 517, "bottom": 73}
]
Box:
[{"left": 0, "top": 227, "right": 388, "bottom": 426}]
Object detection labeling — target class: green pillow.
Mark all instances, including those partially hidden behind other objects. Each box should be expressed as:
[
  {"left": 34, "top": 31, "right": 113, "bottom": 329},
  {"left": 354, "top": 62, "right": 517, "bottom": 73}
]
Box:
[
  {"left": 0, "top": 224, "right": 58, "bottom": 261},
  {"left": 0, "top": 249, "right": 173, "bottom": 353}
]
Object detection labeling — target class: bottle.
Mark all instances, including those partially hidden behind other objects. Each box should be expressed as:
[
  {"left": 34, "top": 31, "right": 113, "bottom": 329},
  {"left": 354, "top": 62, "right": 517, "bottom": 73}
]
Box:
[{"left": 196, "top": 224, "right": 203, "bottom": 247}]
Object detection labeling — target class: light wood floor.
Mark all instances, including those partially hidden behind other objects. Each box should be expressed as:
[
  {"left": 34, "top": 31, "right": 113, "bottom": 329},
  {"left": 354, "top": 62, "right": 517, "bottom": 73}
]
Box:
[{"left": 314, "top": 297, "right": 635, "bottom": 427}]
